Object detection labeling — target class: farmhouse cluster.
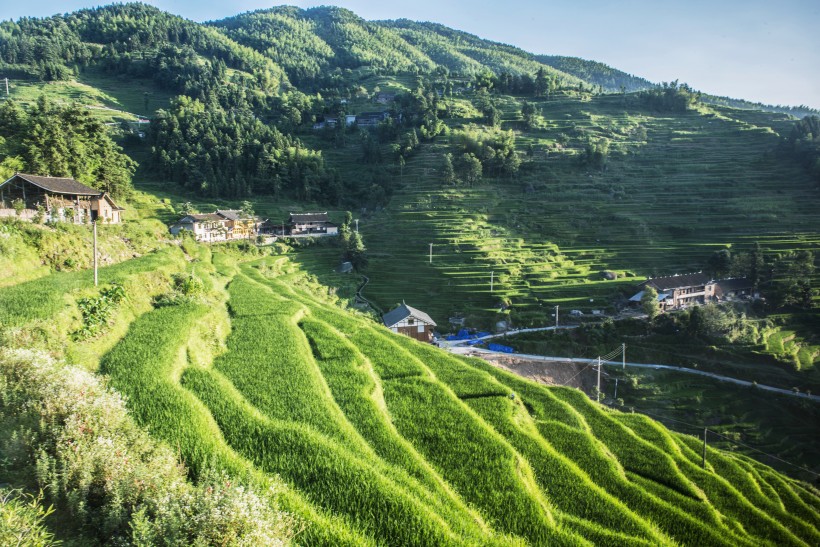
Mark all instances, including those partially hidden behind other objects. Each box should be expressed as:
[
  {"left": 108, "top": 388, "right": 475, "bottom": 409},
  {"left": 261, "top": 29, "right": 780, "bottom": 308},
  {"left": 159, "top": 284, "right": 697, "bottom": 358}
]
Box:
[
  {"left": 0, "top": 173, "right": 124, "bottom": 224},
  {"left": 170, "top": 211, "right": 338, "bottom": 242},
  {"left": 630, "top": 272, "right": 755, "bottom": 310}
]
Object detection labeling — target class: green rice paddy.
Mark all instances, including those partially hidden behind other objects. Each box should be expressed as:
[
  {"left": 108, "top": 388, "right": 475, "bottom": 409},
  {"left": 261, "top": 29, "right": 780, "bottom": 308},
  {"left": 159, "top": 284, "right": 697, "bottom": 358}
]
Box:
[{"left": 23, "top": 249, "right": 811, "bottom": 545}]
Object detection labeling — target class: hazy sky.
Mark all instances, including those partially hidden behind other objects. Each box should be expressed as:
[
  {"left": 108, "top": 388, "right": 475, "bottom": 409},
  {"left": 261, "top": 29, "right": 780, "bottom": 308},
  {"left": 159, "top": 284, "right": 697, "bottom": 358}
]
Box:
[{"left": 3, "top": 0, "right": 818, "bottom": 108}]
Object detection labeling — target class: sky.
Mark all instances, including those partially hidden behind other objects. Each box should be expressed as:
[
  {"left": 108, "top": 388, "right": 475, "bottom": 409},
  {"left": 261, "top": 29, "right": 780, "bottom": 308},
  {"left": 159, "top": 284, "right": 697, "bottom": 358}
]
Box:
[{"left": 3, "top": 0, "right": 818, "bottom": 109}]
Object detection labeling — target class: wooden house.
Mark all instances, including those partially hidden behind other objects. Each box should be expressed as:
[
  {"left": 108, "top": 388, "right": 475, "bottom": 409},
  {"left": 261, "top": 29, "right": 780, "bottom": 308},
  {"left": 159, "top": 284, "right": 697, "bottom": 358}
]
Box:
[
  {"left": 287, "top": 212, "right": 338, "bottom": 236},
  {"left": 383, "top": 302, "right": 437, "bottom": 342},
  {"left": 0, "top": 173, "right": 124, "bottom": 224}
]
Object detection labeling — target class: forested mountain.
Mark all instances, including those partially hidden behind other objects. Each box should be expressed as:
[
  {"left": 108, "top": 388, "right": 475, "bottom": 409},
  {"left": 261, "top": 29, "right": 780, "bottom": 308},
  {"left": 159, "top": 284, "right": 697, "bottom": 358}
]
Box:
[{"left": 536, "top": 55, "right": 654, "bottom": 92}]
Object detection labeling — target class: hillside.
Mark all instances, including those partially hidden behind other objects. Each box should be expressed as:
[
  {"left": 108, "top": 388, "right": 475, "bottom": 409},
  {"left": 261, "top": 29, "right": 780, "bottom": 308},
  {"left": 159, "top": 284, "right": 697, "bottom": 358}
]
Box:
[
  {"left": 536, "top": 55, "right": 654, "bottom": 92},
  {"left": 0, "top": 237, "right": 818, "bottom": 545},
  {"left": 1, "top": 4, "right": 819, "bottom": 542}
]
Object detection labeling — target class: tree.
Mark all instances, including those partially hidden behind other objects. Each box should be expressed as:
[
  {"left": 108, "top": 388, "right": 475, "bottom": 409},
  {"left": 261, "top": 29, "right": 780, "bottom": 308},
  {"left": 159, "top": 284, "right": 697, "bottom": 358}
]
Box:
[
  {"left": 483, "top": 105, "right": 501, "bottom": 128},
  {"left": 240, "top": 200, "right": 255, "bottom": 219},
  {"left": 459, "top": 153, "right": 482, "bottom": 185},
  {"left": 442, "top": 153, "right": 456, "bottom": 185},
  {"left": 641, "top": 286, "right": 660, "bottom": 320},
  {"left": 521, "top": 101, "right": 539, "bottom": 129},
  {"left": 178, "top": 201, "right": 197, "bottom": 215},
  {"left": 346, "top": 231, "right": 368, "bottom": 270},
  {"left": 534, "top": 67, "right": 549, "bottom": 97},
  {"left": 706, "top": 249, "right": 732, "bottom": 278}
]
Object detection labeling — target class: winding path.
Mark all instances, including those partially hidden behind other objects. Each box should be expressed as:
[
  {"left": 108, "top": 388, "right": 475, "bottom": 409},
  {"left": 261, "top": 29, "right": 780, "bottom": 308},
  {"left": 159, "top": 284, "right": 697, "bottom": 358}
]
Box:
[{"left": 447, "top": 345, "right": 820, "bottom": 403}]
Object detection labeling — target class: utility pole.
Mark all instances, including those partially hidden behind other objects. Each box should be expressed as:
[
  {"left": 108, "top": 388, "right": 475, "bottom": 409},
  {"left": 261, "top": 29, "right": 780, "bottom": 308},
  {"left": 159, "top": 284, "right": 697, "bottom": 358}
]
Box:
[
  {"left": 555, "top": 304, "right": 559, "bottom": 329},
  {"left": 4, "top": 77, "right": 8, "bottom": 97},
  {"left": 490, "top": 271, "right": 494, "bottom": 292},
  {"left": 355, "top": 219, "right": 359, "bottom": 233},
  {"left": 596, "top": 356, "right": 602, "bottom": 403},
  {"left": 93, "top": 220, "right": 98, "bottom": 287},
  {"left": 702, "top": 428, "right": 708, "bottom": 469},
  {"left": 613, "top": 378, "right": 619, "bottom": 401},
  {"left": 429, "top": 243, "right": 433, "bottom": 264},
  {"left": 622, "top": 343, "right": 626, "bottom": 369}
]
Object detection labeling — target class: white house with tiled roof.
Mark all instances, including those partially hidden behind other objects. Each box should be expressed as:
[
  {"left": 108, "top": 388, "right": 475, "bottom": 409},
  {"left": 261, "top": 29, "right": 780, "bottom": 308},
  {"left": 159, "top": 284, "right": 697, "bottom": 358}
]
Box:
[{"left": 383, "top": 302, "right": 437, "bottom": 342}]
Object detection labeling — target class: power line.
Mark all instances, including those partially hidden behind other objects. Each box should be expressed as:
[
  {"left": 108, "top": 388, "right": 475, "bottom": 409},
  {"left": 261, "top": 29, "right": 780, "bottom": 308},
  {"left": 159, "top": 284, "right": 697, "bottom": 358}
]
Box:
[
  {"left": 706, "top": 430, "right": 819, "bottom": 478},
  {"left": 603, "top": 402, "right": 819, "bottom": 478}
]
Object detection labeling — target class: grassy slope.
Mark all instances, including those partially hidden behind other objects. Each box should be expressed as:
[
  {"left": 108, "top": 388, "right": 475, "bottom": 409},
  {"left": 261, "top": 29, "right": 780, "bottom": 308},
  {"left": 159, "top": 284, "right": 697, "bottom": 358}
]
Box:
[{"left": 1, "top": 236, "right": 818, "bottom": 543}]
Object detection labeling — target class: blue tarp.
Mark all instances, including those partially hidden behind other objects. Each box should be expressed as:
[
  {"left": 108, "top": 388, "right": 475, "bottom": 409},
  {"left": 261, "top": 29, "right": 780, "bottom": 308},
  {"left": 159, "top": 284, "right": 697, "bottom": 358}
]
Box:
[
  {"left": 488, "top": 343, "right": 514, "bottom": 353},
  {"left": 446, "top": 329, "right": 492, "bottom": 341}
]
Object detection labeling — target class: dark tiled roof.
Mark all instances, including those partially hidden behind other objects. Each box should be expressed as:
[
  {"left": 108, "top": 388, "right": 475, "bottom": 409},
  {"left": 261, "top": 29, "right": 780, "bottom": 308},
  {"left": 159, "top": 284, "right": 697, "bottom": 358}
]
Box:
[
  {"left": 383, "top": 303, "right": 437, "bottom": 328},
  {"left": 716, "top": 278, "right": 752, "bottom": 291},
  {"left": 643, "top": 272, "right": 712, "bottom": 291},
  {"left": 289, "top": 212, "right": 329, "bottom": 223},
  {"left": 4, "top": 173, "right": 101, "bottom": 196},
  {"left": 358, "top": 111, "right": 388, "bottom": 117},
  {"left": 180, "top": 213, "right": 224, "bottom": 222},
  {"left": 217, "top": 209, "right": 252, "bottom": 221}
]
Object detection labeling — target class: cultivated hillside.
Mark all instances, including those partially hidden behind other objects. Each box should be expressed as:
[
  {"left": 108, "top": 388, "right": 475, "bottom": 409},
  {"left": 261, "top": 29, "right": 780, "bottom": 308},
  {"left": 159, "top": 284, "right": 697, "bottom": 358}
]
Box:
[{"left": 1, "top": 240, "right": 818, "bottom": 545}]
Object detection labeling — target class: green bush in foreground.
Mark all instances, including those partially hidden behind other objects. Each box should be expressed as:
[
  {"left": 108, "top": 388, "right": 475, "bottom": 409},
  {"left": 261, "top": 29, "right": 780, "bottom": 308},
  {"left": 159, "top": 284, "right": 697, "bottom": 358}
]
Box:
[
  {"left": 0, "top": 489, "right": 58, "bottom": 547},
  {"left": 0, "top": 348, "right": 294, "bottom": 546}
]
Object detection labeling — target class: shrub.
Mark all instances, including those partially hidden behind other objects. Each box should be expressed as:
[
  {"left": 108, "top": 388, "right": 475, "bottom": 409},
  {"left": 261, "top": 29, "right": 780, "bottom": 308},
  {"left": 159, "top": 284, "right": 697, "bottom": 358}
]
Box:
[
  {"left": 73, "top": 284, "right": 127, "bottom": 340},
  {"left": 0, "top": 349, "right": 293, "bottom": 546},
  {"left": 0, "top": 489, "right": 58, "bottom": 547}
]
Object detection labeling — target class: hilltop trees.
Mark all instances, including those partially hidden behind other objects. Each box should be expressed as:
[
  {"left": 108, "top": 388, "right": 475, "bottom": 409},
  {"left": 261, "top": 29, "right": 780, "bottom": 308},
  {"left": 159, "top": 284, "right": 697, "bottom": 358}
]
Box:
[
  {"left": 150, "top": 96, "right": 330, "bottom": 199},
  {"left": 0, "top": 97, "right": 135, "bottom": 197},
  {"left": 783, "top": 115, "right": 820, "bottom": 182},
  {"left": 454, "top": 125, "right": 521, "bottom": 178},
  {"left": 639, "top": 81, "right": 699, "bottom": 112}
]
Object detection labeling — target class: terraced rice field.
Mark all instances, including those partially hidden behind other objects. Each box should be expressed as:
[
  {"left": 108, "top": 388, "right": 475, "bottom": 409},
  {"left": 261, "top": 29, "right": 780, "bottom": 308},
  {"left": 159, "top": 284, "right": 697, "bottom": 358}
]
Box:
[
  {"left": 86, "top": 252, "right": 820, "bottom": 545},
  {"left": 346, "top": 94, "right": 820, "bottom": 327}
]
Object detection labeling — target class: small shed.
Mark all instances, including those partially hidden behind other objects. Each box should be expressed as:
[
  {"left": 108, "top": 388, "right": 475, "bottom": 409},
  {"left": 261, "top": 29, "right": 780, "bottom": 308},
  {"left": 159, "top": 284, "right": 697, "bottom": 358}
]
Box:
[{"left": 383, "top": 302, "right": 437, "bottom": 342}]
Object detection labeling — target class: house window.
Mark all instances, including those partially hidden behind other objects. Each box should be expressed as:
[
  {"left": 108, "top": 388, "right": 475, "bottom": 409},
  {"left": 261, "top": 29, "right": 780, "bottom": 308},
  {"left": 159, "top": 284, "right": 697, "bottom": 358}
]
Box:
[
  {"left": 417, "top": 324, "right": 425, "bottom": 333},
  {"left": 407, "top": 318, "right": 415, "bottom": 325}
]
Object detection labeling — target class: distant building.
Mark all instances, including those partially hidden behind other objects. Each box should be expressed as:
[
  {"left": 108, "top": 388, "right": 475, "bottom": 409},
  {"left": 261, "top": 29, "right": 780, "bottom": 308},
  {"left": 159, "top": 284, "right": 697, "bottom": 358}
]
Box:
[
  {"left": 0, "top": 173, "right": 124, "bottom": 224},
  {"left": 383, "top": 302, "right": 437, "bottom": 342},
  {"left": 375, "top": 92, "right": 396, "bottom": 104},
  {"left": 629, "top": 273, "right": 754, "bottom": 311},
  {"left": 287, "top": 212, "right": 338, "bottom": 236},
  {"left": 356, "top": 111, "right": 390, "bottom": 128},
  {"left": 325, "top": 115, "right": 357, "bottom": 128},
  {"left": 170, "top": 209, "right": 262, "bottom": 242}
]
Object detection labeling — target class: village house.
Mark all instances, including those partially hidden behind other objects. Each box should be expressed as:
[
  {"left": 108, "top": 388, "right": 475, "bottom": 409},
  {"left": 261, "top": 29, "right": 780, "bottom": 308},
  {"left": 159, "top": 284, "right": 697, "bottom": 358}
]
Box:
[
  {"left": 286, "top": 212, "right": 338, "bottom": 236},
  {"left": 383, "top": 302, "right": 437, "bottom": 342},
  {"left": 629, "top": 273, "right": 754, "bottom": 311},
  {"left": 356, "top": 111, "right": 390, "bottom": 128},
  {"left": 375, "top": 92, "right": 396, "bottom": 104},
  {"left": 324, "top": 115, "right": 357, "bottom": 128},
  {"left": 0, "top": 173, "right": 124, "bottom": 224},
  {"left": 169, "top": 209, "right": 262, "bottom": 242}
]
